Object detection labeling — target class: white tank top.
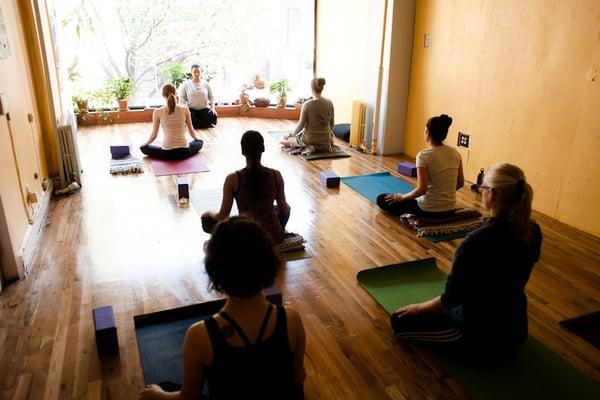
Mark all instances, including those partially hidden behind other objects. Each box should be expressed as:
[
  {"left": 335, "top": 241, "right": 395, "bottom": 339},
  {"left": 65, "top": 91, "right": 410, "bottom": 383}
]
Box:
[{"left": 159, "top": 105, "right": 189, "bottom": 150}]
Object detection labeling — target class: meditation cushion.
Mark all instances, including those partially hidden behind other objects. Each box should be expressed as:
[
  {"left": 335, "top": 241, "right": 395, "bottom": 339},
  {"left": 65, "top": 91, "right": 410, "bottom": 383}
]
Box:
[{"left": 332, "top": 123, "right": 351, "bottom": 142}]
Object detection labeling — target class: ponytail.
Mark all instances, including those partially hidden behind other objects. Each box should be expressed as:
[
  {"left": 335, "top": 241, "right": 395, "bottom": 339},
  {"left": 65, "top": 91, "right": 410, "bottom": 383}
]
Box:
[
  {"left": 161, "top": 83, "right": 177, "bottom": 114},
  {"left": 485, "top": 164, "right": 535, "bottom": 244},
  {"left": 167, "top": 93, "right": 176, "bottom": 114}
]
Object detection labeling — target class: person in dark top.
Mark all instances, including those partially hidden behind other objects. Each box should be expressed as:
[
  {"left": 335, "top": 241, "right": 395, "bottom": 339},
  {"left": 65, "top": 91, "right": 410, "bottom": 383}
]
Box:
[
  {"left": 201, "top": 130, "right": 290, "bottom": 244},
  {"left": 390, "top": 163, "right": 542, "bottom": 359},
  {"left": 140, "top": 217, "right": 306, "bottom": 400}
]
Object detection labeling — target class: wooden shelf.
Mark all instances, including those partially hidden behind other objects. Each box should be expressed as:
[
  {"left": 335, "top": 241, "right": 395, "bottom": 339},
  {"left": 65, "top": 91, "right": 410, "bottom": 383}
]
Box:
[{"left": 76, "top": 105, "right": 300, "bottom": 126}]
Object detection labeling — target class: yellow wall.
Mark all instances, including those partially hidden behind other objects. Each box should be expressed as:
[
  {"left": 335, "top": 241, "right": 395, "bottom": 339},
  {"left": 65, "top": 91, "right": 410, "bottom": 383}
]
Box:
[
  {"left": 316, "top": 0, "right": 370, "bottom": 123},
  {"left": 404, "top": 0, "right": 600, "bottom": 236},
  {"left": 0, "top": 0, "right": 49, "bottom": 278}
]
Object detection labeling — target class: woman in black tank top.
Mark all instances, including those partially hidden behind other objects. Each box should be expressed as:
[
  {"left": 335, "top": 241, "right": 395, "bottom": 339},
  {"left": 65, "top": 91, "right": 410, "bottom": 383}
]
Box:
[{"left": 140, "top": 217, "right": 306, "bottom": 400}]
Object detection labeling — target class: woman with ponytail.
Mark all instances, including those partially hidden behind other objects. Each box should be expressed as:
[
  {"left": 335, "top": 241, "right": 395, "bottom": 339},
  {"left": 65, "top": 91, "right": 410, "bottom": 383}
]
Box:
[
  {"left": 202, "top": 130, "right": 290, "bottom": 245},
  {"left": 140, "top": 84, "right": 204, "bottom": 160},
  {"left": 390, "top": 163, "right": 542, "bottom": 361},
  {"left": 281, "top": 77, "right": 335, "bottom": 151},
  {"left": 377, "top": 114, "right": 464, "bottom": 217}
]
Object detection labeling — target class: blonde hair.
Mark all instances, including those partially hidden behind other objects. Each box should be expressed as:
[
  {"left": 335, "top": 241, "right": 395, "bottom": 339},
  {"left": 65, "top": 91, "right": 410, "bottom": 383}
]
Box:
[
  {"left": 162, "top": 84, "right": 177, "bottom": 114},
  {"left": 311, "top": 77, "right": 326, "bottom": 94},
  {"left": 484, "top": 163, "right": 534, "bottom": 243}
]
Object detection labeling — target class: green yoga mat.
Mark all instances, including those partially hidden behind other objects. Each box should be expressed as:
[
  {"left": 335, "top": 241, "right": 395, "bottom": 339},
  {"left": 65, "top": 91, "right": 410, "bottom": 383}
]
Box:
[{"left": 357, "top": 258, "right": 600, "bottom": 400}]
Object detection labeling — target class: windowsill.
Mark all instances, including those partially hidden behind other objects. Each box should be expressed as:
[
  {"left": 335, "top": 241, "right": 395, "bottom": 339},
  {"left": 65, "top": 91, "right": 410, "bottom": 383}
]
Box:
[{"left": 76, "top": 105, "right": 300, "bottom": 126}]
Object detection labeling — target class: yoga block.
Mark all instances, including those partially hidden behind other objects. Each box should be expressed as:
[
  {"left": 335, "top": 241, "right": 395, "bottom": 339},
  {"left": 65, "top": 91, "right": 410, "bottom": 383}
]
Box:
[
  {"left": 93, "top": 306, "right": 119, "bottom": 356},
  {"left": 110, "top": 145, "right": 130, "bottom": 159},
  {"left": 177, "top": 177, "right": 189, "bottom": 199},
  {"left": 320, "top": 171, "right": 340, "bottom": 188},
  {"left": 397, "top": 162, "right": 417, "bottom": 177}
]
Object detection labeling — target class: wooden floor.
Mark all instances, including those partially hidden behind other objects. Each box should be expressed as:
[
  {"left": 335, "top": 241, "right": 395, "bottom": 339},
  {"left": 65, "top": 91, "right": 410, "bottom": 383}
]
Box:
[{"left": 1, "top": 117, "right": 599, "bottom": 399}]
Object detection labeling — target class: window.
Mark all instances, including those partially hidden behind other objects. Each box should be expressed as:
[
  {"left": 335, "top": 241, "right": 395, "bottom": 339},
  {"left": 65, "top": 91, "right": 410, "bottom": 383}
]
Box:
[{"left": 52, "top": 0, "right": 315, "bottom": 109}]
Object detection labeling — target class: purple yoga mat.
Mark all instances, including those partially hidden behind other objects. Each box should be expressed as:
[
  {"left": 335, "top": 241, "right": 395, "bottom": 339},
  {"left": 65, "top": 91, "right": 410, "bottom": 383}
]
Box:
[{"left": 150, "top": 155, "right": 210, "bottom": 176}]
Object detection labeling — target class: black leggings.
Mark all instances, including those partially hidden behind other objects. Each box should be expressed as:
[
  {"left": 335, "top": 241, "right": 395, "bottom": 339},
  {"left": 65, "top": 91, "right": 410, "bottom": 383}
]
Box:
[
  {"left": 376, "top": 194, "right": 455, "bottom": 218},
  {"left": 190, "top": 108, "right": 217, "bottom": 129},
  {"left": 390, "top": 312, "right": 462, "bottom": 345},
  {"left": 140, "top": 140, "right": 203, "bottom": 160}
]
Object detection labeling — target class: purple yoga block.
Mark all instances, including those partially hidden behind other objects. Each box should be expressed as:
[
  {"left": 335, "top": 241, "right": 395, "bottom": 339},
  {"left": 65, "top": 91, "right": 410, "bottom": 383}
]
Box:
[
  {"left": 93, "top": 305, "right": 119, "bottom": 355},
  {"left": 177, "top": 177, "right": 189, "bottom": 199},
  {"left": 320, "top": 171, "right": 340, "bottom": 188},
  {"left": 110, "top": 145, "right": 130, "bottom": 159},
  {"left": 397, "top": 162, "right": 417, "bottom": 177}
]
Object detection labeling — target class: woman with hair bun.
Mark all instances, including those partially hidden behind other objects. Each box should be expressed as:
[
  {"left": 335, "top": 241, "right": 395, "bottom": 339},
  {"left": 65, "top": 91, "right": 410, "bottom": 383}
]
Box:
[
  {"left": 281, "top": 77, "right": 335, "bottom": 150},
  {"left": 202, "top": 130, "right": 291, "bottom": 245},
  {"left": 377, "top": 114, "right": 464, "bottom": 217},
  {"left": 140, "top": 83, "right": 204, "bottom": 160},
  {"left": 140, "top": 217, "right": 306, "bottom": 400},
  {"left": 391, "top": 163, "right": 542, "bottom": 361}
]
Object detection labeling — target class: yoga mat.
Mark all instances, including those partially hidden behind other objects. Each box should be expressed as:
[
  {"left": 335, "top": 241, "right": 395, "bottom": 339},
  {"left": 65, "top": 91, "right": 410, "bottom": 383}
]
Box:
[
  {"left": 560, "top": 311, "right": 600, "bottom": 350},
  {"left": 135, "top": 289, "right": 282, "bottom": 386},
  {"left": 341, "top": 172, "right": 415, "bottom": 204},
  {"left": 357, "top": 258, "right": 600, "bottom": 400},
  {"left": 299, "top": 150, "right": 351, "bottom": 161},
  {"left": 150, "top": 155, "right": 209, "bottom": 176},
  {"left": 278, "top": 248, "right": 312, "bottom": 262},
  {"left": 190, "top": 189, "right": 238, "bottom": 218},
  {"left": 268, "top": 131, "right": 288, "bottom": 141}
]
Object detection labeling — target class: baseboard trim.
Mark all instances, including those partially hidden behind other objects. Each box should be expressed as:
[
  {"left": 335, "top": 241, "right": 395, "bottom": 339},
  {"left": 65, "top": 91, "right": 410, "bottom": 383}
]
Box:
[{"left": 18, "top": 179, "right": 53, "bottom": 278}]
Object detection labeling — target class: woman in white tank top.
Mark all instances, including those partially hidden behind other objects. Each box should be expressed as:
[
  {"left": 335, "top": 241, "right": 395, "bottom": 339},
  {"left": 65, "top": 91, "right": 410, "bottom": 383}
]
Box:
[
  {"left": 140, "top": 84, "right": 204, "bottom": 160},
  {"left": 377, "top": 114, "right": 464, "bottom": 217}
]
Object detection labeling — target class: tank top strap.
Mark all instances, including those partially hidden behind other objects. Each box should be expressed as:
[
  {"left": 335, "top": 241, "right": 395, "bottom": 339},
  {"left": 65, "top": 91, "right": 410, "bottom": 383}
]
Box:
[
  {"left": 256, "top": 304, "right": 274, "bottom": 344},
  {"left": 218, "top": 311, "right": 252, "bottom": 347},
  {"left": 273, "top": 305, "right": 288, "bottom": 339},
  {"left": 204, "top": 317, "right": 226, "bottom": 353}
]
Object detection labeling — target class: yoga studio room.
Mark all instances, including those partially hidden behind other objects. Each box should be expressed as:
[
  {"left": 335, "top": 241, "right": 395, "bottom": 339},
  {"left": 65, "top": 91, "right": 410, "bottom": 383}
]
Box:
[{"left": 1, "top": 0, "right": 599, "bottom": 398}]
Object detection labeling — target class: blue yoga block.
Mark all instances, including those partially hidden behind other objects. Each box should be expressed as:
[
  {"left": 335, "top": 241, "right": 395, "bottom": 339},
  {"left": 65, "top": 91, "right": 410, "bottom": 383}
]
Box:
[
  {"left": 320, "top": 171, "right": 340, "bottom": 188},
  {"left": 397, "top": 162, "right": 417, "bottom": 177},
  {"left": 177, "top": 177, "right": 189, "bottom": 199},
  {"left": 93, "top": 305, "right": 119, "bottom": 355},
  {"left": 110, "top": 145, "right": 130, "bottom": 159}
]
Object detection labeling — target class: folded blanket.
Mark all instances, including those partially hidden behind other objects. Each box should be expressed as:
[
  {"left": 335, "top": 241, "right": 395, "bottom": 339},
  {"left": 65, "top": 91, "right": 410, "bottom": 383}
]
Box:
[
  {"left": 110, "top": 155, "right": 144, "bottom": 175},
  {"left": 273, "top": 233, "right": 305, "bottom": 253},
  {"left": 285, "top": 144, "right": 344, "bottom": 156},
  {"left": 400, "top": 208, "right": 484, "bottom": 237}
]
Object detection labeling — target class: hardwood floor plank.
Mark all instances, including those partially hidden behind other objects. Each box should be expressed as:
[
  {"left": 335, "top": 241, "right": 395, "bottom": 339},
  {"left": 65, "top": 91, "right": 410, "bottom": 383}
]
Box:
[{"left": 0, "top": 118, "right": 598, "bottom": 399}]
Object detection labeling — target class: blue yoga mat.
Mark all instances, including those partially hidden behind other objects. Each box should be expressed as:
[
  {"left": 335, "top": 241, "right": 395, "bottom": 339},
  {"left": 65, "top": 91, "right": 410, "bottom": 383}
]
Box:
[
  {"left": 341, "top": 172, "right": 469, "bottom": 243},
  {"left": 340, "top": 172, "right": 415, "bottom": 204}
]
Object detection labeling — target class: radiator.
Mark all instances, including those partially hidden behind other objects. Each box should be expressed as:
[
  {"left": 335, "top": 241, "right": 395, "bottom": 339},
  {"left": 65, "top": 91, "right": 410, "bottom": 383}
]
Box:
[
  {"left": 349, "top": 100, "right": 366, "bottom": 148},
  {"left": 57, "top": 112, "right": 82, "bottom": 188}
]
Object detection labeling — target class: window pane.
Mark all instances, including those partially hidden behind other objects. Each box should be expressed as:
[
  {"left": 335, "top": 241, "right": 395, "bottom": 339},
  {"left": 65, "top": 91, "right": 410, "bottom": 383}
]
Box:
[{"left": 53, "top": 0, "right": 315, "bottom": 108}]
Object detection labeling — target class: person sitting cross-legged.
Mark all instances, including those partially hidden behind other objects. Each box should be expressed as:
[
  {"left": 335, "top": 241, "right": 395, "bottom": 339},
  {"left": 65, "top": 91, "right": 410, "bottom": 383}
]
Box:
[{"left": 139, "top": 216, "right": 306, "bottom": 400}]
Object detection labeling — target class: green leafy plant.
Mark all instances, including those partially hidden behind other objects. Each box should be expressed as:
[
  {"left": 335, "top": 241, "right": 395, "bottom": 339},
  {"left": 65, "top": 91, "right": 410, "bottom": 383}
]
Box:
[
  {"left": 161, "top": 63, "right": 191, "bottom": 88},
  {"left": 88, "top": 86, "right": 114, "bottom": 109},
  {"left": 108, "top": 76, "right": 136, "bottom": 100},
  {"left": 269, "top": 78, "right": 291, "bottom": 97}
]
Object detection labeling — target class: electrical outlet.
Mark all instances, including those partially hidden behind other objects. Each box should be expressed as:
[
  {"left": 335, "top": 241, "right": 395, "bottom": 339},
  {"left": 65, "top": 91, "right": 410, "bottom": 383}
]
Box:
[
  {"left": 458, "top": 132, "right": 470, "bottom": 148},
  {"left": 424, "top": 34, "right": 431, "bottom": 48}
]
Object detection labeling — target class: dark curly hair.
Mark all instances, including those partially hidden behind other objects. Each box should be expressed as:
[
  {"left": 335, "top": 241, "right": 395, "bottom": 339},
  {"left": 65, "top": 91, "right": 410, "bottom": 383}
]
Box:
[
  {"left": 204, "top": 216, "right": 280, "bottom": 298},
  {"left": 426, "top": 114, "right": 453, "bottom": 143}
]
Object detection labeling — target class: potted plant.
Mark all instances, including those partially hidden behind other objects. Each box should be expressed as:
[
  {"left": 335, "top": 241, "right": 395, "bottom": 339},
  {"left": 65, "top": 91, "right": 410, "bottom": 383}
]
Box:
[
  {"left": 269, "top": 78, "right": 291, "bottom": 108},
  {"left": 109, "top": 77, "right": 136, "bottom": 111},
  {"left": 72, "top": 93, "right": 89, "bottom": 114},
  {"left": 161, "top": 62, "right": 191, "bottom": 88}
]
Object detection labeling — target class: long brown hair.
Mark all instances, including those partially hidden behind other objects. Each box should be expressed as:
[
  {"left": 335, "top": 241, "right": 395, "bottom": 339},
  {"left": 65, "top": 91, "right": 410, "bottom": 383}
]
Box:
[
  {"left": 162, "top": 84, "right": 177, "bottom": 114},
  {"left": 485, "top": 163, "right": 535, "bottom": 243}
]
